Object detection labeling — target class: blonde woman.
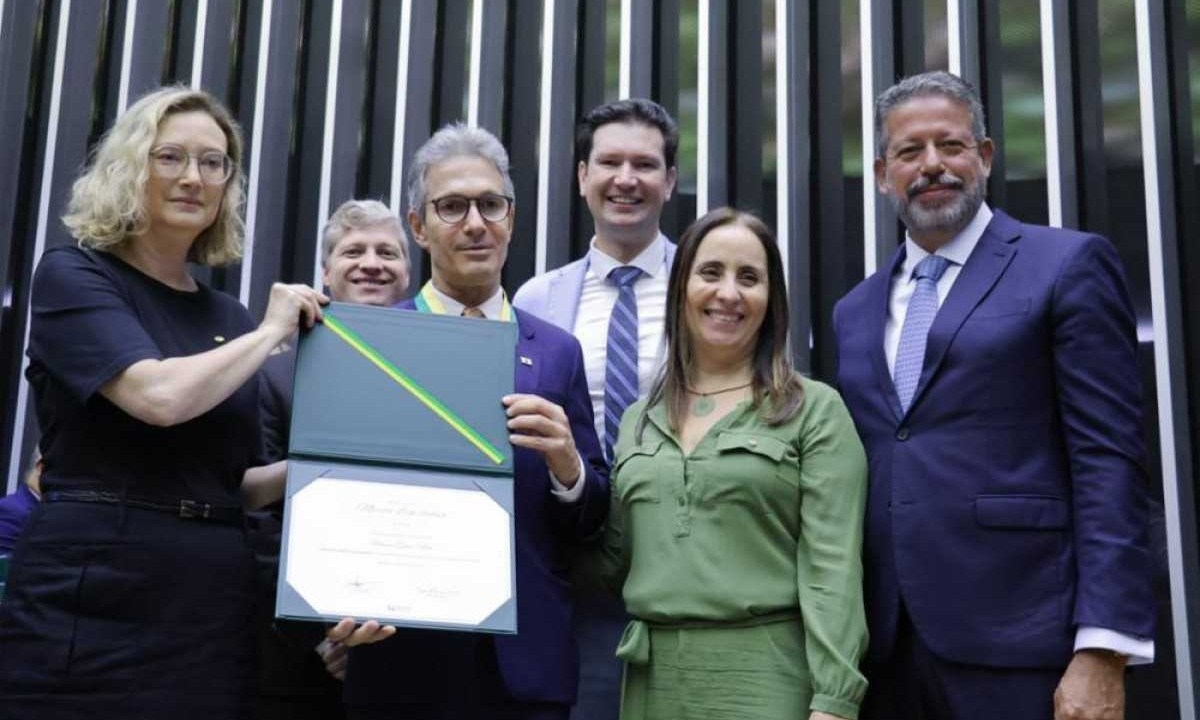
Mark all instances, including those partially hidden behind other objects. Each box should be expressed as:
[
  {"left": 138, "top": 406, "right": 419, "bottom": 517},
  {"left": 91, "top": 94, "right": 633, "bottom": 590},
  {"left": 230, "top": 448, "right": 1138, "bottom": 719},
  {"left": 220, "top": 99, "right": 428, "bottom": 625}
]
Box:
[
  {"left": 0, "top": 87, "right": 350, "bottom": 718},
  {"left": 596, "top": 208, "right": 869, "bottom": 720}
]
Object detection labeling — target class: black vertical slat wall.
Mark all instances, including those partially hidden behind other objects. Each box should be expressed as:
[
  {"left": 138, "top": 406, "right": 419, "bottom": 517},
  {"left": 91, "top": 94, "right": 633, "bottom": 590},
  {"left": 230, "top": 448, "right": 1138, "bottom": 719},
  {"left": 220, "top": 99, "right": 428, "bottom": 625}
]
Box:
[{"left": 0, "top": 1, "right": 1196, "bottom": 714}]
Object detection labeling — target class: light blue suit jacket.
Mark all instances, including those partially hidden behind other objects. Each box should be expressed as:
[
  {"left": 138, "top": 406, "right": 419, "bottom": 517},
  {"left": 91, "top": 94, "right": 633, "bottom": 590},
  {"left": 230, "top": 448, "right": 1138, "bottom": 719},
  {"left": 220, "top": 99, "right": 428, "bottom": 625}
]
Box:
[{"left": 512, "top": 238, "right": 677, "bottom": 331}]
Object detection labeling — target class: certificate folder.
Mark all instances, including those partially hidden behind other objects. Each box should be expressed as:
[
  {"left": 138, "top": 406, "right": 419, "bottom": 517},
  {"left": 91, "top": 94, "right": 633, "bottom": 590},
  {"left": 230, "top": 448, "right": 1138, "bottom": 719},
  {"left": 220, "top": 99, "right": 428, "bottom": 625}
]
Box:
[
  {"left": 290, "top": 303, "right": 516, "bottom": 475},
  {"left": 277, "top": 303, "right": 518, "bottom": 634}
]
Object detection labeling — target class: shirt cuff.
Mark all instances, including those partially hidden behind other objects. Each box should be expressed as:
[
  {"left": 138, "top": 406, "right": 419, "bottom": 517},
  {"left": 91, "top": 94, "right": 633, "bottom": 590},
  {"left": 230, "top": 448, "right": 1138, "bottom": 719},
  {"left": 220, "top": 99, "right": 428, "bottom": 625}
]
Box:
[
  {"left": 810, "top": 693, "right": 861, "bottom": 720},
  {"left": 548, "top": 453, "right": 586, "bottom": 503},
  {"left": 1074, "top": 626, "right": 1155, "bottom": 666}
]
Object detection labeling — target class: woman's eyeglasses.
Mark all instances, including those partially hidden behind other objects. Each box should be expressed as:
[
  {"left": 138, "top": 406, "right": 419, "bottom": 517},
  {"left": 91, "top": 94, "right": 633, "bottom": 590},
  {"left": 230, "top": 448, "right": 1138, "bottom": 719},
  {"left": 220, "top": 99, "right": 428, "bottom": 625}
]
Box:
[{"left": 149, "top": 145, "right": 234, "bottom": 185}]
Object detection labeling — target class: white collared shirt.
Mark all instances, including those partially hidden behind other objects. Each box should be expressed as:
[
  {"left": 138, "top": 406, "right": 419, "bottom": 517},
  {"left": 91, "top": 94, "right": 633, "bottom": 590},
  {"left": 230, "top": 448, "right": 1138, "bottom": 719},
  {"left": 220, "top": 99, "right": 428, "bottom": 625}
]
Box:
[
  {"left": 424, "top": 284, "right": 506, "bottom": 319},
  {"left": 573, "top": 233, "right": 670, "bottom": 445}
]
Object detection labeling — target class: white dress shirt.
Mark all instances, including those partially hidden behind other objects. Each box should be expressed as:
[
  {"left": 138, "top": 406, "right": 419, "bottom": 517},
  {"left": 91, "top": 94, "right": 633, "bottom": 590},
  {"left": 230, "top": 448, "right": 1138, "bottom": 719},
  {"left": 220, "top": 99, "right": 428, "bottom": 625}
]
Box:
[
  {"left": 884, "top": 203, "right": 1154, "bottom": 664},
  {"left": 572, "top": 233, "right": 669, "bottom": 446},
  {"left": 424, "top": 284, "right": 585, "bottom": 502}
]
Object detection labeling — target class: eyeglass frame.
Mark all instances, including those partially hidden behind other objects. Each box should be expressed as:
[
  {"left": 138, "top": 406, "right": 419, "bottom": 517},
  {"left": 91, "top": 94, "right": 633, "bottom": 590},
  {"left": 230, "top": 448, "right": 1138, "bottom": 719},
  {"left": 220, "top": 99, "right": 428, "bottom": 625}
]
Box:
[
  {"left": 148, "top": 144, "right": 235, "bottom": 185},
  {"left": 426, "top": 193, "right": 514, "bottom": 224}
]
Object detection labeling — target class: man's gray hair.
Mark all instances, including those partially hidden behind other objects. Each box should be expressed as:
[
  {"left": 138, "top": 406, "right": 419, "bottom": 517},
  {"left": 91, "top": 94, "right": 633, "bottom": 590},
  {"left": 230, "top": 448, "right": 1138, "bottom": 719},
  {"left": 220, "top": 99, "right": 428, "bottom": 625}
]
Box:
[
  {"left": 320, "top": 199, "right": 407, "bottom": 266},
  {"left": 874, "top": 71, "right": 987, "bottom": 157},
  {"left": 406, "top": 123, "right": 515, "bottom": 219}
]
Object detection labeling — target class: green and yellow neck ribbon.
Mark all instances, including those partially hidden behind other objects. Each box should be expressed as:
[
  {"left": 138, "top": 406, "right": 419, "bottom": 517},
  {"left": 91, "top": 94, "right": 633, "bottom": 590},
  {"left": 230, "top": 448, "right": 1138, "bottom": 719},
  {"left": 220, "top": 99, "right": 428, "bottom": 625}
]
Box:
[
  {"left": 320, "top": 312, "right": 506, "bottom": 466},
  {"left": 415, "top": 282, "right": 514, "bottom": 323}
]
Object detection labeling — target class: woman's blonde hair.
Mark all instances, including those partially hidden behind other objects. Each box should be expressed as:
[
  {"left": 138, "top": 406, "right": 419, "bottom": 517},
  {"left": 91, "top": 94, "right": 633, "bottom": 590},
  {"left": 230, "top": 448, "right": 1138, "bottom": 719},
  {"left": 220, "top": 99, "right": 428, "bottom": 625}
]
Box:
[{"left": 63, "top": 85, "right": 246, "bottom": 266}]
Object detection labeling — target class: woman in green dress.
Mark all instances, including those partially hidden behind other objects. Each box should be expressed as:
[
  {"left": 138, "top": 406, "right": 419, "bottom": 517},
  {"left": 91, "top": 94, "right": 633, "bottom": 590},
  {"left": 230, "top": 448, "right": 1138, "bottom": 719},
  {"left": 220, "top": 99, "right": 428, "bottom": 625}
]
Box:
[{"left": 597, "top": 207, "right": 869, "bottom": 720}]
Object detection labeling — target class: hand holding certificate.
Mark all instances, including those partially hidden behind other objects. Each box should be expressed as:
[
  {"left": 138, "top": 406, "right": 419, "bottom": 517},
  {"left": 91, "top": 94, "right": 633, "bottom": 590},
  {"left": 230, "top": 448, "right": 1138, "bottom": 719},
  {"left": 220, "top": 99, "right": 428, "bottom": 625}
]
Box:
[{"left": 277, "top": 303, "right": 518, "bottom": 633}]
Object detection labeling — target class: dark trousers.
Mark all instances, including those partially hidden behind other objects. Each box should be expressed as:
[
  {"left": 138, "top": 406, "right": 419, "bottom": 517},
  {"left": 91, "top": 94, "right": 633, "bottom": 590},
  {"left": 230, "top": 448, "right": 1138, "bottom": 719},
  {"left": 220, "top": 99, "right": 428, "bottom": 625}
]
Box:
[
  {"left": 346, "top": 636, "right": 569, "bottom": 720},
  {"left": 256, "top": 694, "right": 346, "bottom": 720},
  {"left": 862, "top": 608, "right": 1061, "bottom": 720}
]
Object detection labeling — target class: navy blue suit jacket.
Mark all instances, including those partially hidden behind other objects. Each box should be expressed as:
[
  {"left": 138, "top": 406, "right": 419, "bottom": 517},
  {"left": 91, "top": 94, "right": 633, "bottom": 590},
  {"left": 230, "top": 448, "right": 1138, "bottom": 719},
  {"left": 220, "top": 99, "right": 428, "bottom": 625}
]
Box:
[
  {"left": 344, "top": 305, "right": 610, "bottom": 705},
  {"left": 833, "top": 210, "right": 1155, "bottom": 669}
]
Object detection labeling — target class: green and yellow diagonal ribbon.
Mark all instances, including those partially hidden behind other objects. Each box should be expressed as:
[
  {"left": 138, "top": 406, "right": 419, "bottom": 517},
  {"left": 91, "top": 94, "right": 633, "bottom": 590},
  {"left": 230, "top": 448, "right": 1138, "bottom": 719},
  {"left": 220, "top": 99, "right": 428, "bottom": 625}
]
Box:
[{"left": 321, "top": 313, "right": 506, "bottom": 465}]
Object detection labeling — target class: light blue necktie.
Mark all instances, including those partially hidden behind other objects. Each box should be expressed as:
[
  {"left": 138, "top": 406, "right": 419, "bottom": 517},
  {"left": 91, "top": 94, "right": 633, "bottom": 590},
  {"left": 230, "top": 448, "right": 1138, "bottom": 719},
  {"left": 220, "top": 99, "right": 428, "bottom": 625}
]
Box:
[
  {"left": 893, "top": 254, "right": 951, "bottom": 413},
  {"left": 604, "top": 266, "right": 644, "bottom": 461}
]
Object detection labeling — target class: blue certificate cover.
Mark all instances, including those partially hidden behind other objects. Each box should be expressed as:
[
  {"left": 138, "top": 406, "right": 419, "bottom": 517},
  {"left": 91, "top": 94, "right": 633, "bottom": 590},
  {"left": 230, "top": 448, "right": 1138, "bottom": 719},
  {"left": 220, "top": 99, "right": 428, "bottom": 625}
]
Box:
[
  {"left": 290, "top": 303, "right": 516, "bottom": 475},
  {"left": 277, "top": 303, "right": 518, "bottom": 634}
]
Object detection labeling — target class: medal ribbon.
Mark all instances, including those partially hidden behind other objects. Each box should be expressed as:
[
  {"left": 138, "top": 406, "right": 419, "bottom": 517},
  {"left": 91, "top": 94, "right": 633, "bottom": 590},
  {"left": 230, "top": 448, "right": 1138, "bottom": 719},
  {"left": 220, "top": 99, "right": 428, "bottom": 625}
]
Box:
[
  {"left": 321, "top": 312, "right": 506, "bottom": 465},
  {"left": 414, "top": 282, "right": 514, "bottom": 323}
]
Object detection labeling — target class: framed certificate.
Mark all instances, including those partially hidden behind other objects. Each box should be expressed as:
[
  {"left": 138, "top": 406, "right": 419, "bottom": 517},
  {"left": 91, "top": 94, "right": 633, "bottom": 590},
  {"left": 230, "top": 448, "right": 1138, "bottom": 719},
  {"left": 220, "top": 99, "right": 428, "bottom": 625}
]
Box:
[
  {"left": 278, "top": 460, "right": 516, "bottom": 632},
  {"left": 276, "top": 303, "right": 518, "bottom": 634}
]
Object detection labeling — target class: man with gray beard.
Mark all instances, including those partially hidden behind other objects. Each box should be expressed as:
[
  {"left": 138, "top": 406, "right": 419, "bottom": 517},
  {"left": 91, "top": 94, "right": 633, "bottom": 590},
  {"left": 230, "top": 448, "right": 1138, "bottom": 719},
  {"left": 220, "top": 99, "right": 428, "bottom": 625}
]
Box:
[{"left": 833, "top": 71, "right": 1155, "bottom": 720}]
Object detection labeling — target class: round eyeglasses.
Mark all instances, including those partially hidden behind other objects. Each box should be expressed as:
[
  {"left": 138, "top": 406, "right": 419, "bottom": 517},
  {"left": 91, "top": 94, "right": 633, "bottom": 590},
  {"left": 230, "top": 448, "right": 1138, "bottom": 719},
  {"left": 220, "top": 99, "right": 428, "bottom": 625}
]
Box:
[
  {"left": 149, "top": 145, "right": 234, "bottom": 185},
  {"left": 427, "top": 194, "right": 513, "bottom": 224}
]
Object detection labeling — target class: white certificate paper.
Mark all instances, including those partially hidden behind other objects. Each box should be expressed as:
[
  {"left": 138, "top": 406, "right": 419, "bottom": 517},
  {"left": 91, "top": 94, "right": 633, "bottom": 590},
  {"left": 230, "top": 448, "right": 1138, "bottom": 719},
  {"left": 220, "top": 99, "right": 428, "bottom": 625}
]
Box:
[{"left": 284, "top": 476, "right": 514, "bottom": 628}]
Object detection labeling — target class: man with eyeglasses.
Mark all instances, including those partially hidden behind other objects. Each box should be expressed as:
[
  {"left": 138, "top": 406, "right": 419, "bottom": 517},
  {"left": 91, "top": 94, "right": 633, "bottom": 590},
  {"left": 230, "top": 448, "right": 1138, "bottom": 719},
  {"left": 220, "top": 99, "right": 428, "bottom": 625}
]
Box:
[
  {"left": 341, "top": 123, "right": 609, "bottom": 720},
  {"left": 833, "top": 71, "right": 1155, "bottom": 720},
  {"left": 513, "top": 99, "right": 678, "bottom": 720}
]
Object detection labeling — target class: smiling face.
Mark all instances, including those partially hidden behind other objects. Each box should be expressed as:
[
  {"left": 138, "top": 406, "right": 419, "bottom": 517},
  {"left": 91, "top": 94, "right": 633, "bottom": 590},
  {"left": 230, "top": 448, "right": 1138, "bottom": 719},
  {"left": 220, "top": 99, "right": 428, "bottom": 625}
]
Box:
[
  {"left": 408, "top": 155, "right": 512, "bottom": 304},
  {"left": 683, "top": 223, "right": 770, "bottom": 365},
  {"left": 578, "top": 121, "right": 677, "bottom": 258},
  {"left": 323, "top": 226, "right": 410, "bottom": 305},
  {"left": 143, "top": 110, "right": 229, "bottom": 244},
  {"left": 875, "top": 94, "right": 993, "bottom": 250}
]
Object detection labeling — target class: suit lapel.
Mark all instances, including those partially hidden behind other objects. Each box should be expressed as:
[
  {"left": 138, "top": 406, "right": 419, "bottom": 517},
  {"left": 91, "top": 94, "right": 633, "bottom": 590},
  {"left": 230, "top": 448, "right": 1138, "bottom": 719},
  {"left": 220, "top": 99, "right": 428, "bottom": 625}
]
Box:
[
  {"left": 908, "top": 211, "right": 1021, "bottom": 413},
  {"left": 870, "top": 248, "right": 907, "bottom": 422},
  {"left": 514, "top": 310, "right": 540, "bottom": 394},
  {"left": 547, "top": 260, "right": 590, "bottom": 331}
]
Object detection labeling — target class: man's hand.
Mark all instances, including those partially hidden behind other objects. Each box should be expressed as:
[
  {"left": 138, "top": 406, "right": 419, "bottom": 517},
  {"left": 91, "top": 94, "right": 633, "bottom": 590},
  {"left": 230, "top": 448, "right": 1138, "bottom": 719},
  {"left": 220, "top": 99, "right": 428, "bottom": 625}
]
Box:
[
  {"left": 318, "top": 618, "right": 394, "bottom": 680},
  {"left": 1054, "top": 649, "right": 1127, "bottom": 720},
  {"left": 502, "top": 394, "right": 580, "bottom": 486},
  {"left": 315, "top": 637, "right": 348, "bottom": 680},
  {"left": 325, "top": 618, "right": 395, "bottom": 646},
  {"left": 809, "top": 712, "right": 850, "bottom": 720}
]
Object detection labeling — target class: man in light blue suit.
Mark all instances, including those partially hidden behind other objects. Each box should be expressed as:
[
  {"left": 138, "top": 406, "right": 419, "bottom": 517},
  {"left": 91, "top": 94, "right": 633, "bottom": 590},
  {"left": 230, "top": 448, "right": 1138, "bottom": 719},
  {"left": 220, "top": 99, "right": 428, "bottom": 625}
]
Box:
[
  {"left": 513, "top": 99, "right": 678, "bottom": 720},
  {"left": 834, "top": 71, "right": 1155, "bottom": 720}
]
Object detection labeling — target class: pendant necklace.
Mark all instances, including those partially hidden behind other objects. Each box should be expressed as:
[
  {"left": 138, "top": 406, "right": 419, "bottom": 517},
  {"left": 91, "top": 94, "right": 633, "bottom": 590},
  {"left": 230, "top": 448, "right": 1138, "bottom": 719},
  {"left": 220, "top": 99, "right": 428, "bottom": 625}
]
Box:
[{"left": 687, "top": 381, "right": 752, "bottom": 417}]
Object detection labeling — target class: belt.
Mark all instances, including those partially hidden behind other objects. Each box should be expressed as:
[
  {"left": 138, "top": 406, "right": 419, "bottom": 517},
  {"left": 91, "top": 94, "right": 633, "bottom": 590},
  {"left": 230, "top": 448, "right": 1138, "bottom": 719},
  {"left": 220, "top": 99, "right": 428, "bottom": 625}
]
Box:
[
  {"left": 616, "top": 609, "right": 802, "bottom": 665},
  {"left": 44, "top": 490, "right": 244, "bottom": 526}
]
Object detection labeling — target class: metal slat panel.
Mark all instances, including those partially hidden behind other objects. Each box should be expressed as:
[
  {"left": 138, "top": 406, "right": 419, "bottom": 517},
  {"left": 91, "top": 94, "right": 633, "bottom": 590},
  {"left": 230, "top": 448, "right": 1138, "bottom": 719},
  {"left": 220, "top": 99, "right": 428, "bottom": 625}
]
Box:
[
  {"left": 620, "top": 0, "right": 653, "bottom": 99},
  {"left": 468, "top": 0, "right": 505, "bottom": 134},
  {"left": 392, "top": 0, "right": 438, "bottom": 285},
  {"left": 1134, "top": 1, "right": 1199, "bottom": 715},
  {"left": 535, "top": 0, "right": 578, "bottom": 274},
  {"left": 116, "top": 0, "right": 172, "bottom": 112},
  {"left": 242, "top": 0, "right": 304, "bottom": 316},
  {"left": 7, "top": 0, "right": 110, "bottom": 491},
  {"left": 1040, "top": 0, "right": 1078, "bottom": 228},
  {"left": 775, "top": 0, "right": 811, "bottom": 372},
  {"left": 696, "top": 0, "right": 727, "bottom": 216},
  {"left": 861, "top": 0, "right": 898, "bottom": 276},
  {"left": 501, "top": 0, "right": 543, "bottom": 291},
  {"left": 310, "top": 0, "right": 345, "bottom": 290},
  {"left": 319, "top": 0, "right": 372, "bottom": 276}
]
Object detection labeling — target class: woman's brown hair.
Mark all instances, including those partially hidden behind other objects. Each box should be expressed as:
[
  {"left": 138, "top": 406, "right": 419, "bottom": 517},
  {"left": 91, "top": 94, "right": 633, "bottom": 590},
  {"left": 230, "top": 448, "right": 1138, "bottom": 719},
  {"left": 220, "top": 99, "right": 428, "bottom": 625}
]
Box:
[{"left": 638, "top": 207, "right": 803, "bottom": 439}]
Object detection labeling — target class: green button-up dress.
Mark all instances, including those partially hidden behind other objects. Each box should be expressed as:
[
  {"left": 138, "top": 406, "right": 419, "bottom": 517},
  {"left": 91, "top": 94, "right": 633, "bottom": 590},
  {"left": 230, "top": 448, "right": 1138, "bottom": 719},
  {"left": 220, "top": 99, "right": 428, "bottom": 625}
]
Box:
[{"left": 593, "top": 377, "right": 869, "bottom": 720}]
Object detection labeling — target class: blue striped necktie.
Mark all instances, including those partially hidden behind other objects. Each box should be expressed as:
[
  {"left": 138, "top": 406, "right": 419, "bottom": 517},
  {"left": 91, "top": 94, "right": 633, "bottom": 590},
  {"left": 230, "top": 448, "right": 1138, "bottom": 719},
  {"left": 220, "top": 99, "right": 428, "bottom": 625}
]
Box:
[
  {"left": 604, "top": 266, "right": 644, "bottom": 461},
  {"left": 893, "top": 254, "right": 951, "bottom": 413}
]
